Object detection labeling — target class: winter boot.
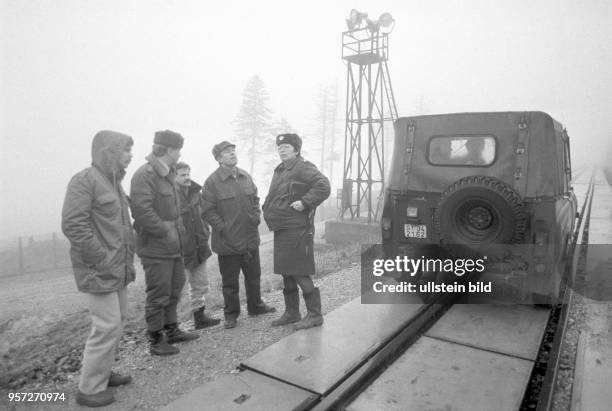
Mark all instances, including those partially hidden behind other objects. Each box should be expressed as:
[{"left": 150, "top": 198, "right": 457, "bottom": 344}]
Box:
[
  {"left": 108, "top": 371, "right": 132, "bottom": 387},
  {"left": 224, "top": 317, "right": 238, "bottom": 329},
  {"left": 271, "top": 289, "right": 301, "bottom": 326},
  {"left": 248, "top": 302, "right": 277, "bottom": 316},
  {"left": 294, "top": 288, "right": 323, "bottom": 330},
  {"left": 164, "top": 323, "right": 200, "bottom": 344},
  {"left": 148, "top": 330, "right": 179, "bottom": 356},
  {"left": 193, "top": 306, "right": 221, "bottom": 329}
]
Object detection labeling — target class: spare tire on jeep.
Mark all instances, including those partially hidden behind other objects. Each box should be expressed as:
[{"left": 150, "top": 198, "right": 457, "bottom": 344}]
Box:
[{"left": 435, "top": 175, "right": 527, "bottom": 246}]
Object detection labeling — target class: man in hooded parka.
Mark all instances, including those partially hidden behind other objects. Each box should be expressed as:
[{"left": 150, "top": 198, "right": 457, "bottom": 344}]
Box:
[{"left": 62, "top": 130, "right": 136, "bottom": 407}]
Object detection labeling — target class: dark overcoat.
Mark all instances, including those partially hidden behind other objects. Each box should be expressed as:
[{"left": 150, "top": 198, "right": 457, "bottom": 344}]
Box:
[{"left": 263, "top": 157, "right": 330, "bottom": 276}]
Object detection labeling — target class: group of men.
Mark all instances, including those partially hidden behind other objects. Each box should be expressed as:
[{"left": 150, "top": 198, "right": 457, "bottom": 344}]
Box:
[{"left": 61, "top": 129, "right": 330, "bottom": 407}]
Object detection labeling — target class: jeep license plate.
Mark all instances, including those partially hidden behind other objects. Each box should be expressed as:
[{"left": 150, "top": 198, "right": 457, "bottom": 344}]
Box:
[{"left": 404, "top": 224, "right": 427, "bottom": 239}]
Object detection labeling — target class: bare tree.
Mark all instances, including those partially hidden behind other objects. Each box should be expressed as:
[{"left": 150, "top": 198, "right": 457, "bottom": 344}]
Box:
[
  {"left": 233, "top": 75, "right": 272, "bottom": 176},
  {"left": 313, "top": 83, "right": 341, "bottom": 220},
  {"left": 316, "top": 86, "right": 329, "bottom": 172},
  {"left": 314, "top": 83, "right": 340, "bottom": 186},
  {"left": 326, "top": 82, "right": 340, "bottom": 189}
]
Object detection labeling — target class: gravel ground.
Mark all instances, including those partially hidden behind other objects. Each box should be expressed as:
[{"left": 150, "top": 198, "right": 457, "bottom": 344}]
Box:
[
  {"left": 1, "top": 258, "right": 361, "bottom": 411},
  {"left": 550, "top": 293, "right": 586, "bottom": 411}
]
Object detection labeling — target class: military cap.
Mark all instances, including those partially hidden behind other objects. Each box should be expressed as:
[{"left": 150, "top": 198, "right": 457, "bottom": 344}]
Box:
[{"left": 212, "top": 141, "right": 236, "bottom": 159}]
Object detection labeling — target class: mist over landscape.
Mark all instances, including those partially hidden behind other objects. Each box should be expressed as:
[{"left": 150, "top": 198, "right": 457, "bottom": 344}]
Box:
[{"left": 1, "top": 0, "right": 610, "bottom": 240}]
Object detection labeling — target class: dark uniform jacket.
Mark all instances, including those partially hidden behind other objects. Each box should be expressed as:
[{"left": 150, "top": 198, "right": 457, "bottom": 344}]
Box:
[
  {"left": 201, "top": 166, "right": 261, "bottom": 256},
  {"left": 178, "top": 181, "right": 212, "bottom": 269},
  {"left": 130, "top": 154, "right": 185, "bottom": 259},
  {"left": 61, "top": 131, "right": 136, "bottom": 293},
  {"left": 263, "top": 157, "right": 331, "bottom": 232}
]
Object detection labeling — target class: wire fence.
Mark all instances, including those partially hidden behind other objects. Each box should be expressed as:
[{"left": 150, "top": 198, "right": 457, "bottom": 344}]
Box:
[
  {"left": 0, "top": 233, "right": 71, "bottom": 278},
  {"left": 0, "top": 201, "right": 339, "bottom": 278}
]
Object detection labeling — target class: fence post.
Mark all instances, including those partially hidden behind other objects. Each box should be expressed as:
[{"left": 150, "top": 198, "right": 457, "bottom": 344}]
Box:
[
  {"left": 18, "top": 237, "right": 25, "bottom": 275},
  {"left": 52, "top": 232, "right": 58, "bottom": 269}
]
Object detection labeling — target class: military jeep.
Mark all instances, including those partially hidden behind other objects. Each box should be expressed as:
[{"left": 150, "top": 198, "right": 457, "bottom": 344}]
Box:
[{"left": 381, "top": 111, "right": 577, "bottom": 302}]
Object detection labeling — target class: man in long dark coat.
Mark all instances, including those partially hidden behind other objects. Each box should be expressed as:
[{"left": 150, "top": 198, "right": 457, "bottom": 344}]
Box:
[{"left": 263, "top": 134, "right": 331, "bottom": 330}]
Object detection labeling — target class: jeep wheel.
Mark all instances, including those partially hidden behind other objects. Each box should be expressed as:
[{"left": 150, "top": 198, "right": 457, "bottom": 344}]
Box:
[{"left": 435, "top": 176, "right": 527, "bottom": 245}]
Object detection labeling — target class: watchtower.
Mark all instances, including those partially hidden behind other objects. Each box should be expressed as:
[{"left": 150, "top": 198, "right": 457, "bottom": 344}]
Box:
[{"left": 340, "top": 10, "right": 398, "bottom": 223}]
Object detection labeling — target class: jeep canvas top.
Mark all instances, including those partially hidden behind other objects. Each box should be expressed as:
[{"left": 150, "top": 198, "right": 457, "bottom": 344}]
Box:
[{"left": 382, "top": 111, "right": 577, "bottom": 302}]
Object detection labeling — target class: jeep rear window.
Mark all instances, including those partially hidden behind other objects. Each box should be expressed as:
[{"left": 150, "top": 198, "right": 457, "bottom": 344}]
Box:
[{"left": 428, "top": 136, "right": 496, "bottom": 166}]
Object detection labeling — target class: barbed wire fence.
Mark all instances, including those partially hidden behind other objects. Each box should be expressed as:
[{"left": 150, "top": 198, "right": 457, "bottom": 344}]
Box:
[{"left": 0, "top": 232, "right": 71, "bottom": 277}]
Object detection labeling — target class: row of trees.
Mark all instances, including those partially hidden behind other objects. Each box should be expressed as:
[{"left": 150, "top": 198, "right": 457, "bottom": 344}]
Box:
[{"left": 232, "top": 75, "right": 341, "bottom": 191}]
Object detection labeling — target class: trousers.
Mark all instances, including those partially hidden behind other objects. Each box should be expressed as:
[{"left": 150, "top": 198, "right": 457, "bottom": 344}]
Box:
[
  {"left": 185, "top": 260, "right": 210, "bottom": 312},
  {"left": 78, "top": 287, "right": 127, "bottom": 394},
  {"left": 218, "top": 249, "right": 264, "bottom": 319},
  {"left": 141, "top": 257, "right": 186, "bottom": 331}
]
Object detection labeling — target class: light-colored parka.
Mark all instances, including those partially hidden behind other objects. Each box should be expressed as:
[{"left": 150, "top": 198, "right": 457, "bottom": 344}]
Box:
[{"left": 61, "top": 131, "right": 136, "bottom": 293}]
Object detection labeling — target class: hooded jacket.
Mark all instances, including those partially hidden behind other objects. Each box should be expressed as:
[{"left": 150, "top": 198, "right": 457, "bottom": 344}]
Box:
[
  {"left": 130, "top": 154, "right": 185, "bottom": 258},
  {"left": 61, "top": 130, "right": 136, "bottom": 293}
]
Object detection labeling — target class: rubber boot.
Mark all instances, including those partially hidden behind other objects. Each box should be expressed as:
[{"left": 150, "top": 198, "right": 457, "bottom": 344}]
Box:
[
  {"left": 271, "top": 289, "right": 301, "bottom": 326},
  {"left": 148, "top": 330, "right": 179, "bottom": 356},
  {"left": 294, "top": 288, "right": 323, "bottom": 330},
  {"left": 164, "top": 323, "right": 200, "bottom": 344},
  {"left": 193, "top": 306, "right": 221, "bottom": 329}
]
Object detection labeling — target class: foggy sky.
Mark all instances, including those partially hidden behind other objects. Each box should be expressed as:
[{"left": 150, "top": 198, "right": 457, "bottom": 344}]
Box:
[{"left": 1, "top": 0, "right": 611, "bottom": 239}]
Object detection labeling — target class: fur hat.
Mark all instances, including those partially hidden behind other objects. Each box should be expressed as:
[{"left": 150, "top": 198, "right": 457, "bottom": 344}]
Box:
[
  {"left": 154, "top": 130, "right": 184, "bottom": 149},
  {"left": 276, "top": 133, "right": 302, "bottom": 153}
]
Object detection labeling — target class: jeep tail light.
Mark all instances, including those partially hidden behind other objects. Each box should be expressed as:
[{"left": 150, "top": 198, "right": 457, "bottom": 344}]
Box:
[
  {"left": 382, "top": 217, "right": 392, "bottom": 239},
  {"left": 535, "top": 263, "right": 547, "bottom": 273},
  {"left": 382, "top": 217, "right": 392, "bottom": 230},
  {"left": 533, "top": 220, "right": 549, "bottom": 257},
  {"left": 406, "top": 207, "right": 418, "bottom": 218}
]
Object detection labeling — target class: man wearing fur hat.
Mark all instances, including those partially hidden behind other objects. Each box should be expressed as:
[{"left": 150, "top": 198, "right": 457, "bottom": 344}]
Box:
[
  {"left": 263, "top": 133, "right": 331, "bottom": 330},
  {"left": 130, "top": 130, "right": 199, "bottom": 356},
  {"left": 62, "top": 130, "right": 136, "bottom": 407},
  {"left": 202, "top": 141, "right": 276, "bottom": 329}
]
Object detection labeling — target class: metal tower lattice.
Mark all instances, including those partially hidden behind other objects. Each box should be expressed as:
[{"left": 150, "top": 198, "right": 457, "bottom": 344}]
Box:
[{"left": 340, "top": 27, "right": 398, "bottom": 223}]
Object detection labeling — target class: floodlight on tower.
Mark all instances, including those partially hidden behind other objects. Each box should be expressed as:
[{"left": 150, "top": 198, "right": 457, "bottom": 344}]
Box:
[
  {"left": 345, "top": 8, "right": 368, "bottom": 30},
  {"left": 366, "top": 12, "right": 395, "bottom": 33}
]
